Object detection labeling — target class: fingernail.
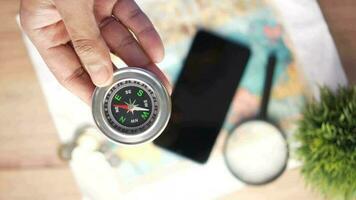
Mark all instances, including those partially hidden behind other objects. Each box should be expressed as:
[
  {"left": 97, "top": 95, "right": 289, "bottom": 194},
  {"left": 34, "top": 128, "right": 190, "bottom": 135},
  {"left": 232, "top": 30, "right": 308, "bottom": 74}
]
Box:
[
  {"left": 152, "top": 49, "right": 164, "bottom": 63},
  {"left": 88, "top": 65, "right": 112, "bottom": 87}
]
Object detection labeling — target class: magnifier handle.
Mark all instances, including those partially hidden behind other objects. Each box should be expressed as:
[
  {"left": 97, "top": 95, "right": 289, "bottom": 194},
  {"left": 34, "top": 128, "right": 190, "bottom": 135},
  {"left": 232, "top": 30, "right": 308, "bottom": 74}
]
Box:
[{"left": 259, "top": 54, "right": 277, "bottom": 119}]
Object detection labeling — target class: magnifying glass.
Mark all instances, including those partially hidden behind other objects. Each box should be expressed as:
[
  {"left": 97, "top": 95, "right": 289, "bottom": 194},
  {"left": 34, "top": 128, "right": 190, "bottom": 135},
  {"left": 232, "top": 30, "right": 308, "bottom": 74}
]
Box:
[{"left": 223, "top": 54, "right": 289, "bottom": 185}]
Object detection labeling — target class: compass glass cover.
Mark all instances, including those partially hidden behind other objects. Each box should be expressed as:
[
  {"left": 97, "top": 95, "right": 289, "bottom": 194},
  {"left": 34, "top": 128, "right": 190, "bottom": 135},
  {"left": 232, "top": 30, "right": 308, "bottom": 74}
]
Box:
[{"left": 104, "top": 79, "right": 159, "bottom": 134}]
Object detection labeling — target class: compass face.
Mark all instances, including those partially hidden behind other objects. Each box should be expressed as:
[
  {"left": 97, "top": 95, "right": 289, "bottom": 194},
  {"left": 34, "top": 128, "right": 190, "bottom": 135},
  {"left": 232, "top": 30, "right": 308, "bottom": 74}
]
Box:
[
  {"left": 104, "top": 79, "right": 159, "bottom": 134},
  {"left": 92, "top": 67, "right": 171, "bottom": 145}
]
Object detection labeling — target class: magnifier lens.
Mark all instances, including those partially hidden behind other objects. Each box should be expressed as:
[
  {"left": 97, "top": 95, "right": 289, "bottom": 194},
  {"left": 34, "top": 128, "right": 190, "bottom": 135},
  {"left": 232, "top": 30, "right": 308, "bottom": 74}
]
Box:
[{"left": 224, "top": 120, "right": 288, "bottom": 184}]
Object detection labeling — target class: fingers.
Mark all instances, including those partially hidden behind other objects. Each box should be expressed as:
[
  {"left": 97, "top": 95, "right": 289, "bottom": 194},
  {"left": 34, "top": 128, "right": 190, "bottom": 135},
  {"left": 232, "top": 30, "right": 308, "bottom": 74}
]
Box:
[
  {"left": 21, "top": 0, "right": 168, "bottom": 104},
  {"left": 20, "top": 1, "right": 94, "bottom": 104},
  {"left": 113, "top": 0, "right": 164, "bottom": 63},
  {"left": 53, "top": 0, "right": 113, "bottom": 87},
  {"left": 20, "top": 0, "right": 62, "bottom": 29},
  {"left": 101, "top": 18, "right": 150, "bottom": 66},
  {"left": 39, "top": 44, "right": 95, "bottom": 104},
  {"left": 100, "top": 18, "right": 171, "bottom": 94},
  {"left": 93, "top": 0, "right": 117, "bottom": 23}
]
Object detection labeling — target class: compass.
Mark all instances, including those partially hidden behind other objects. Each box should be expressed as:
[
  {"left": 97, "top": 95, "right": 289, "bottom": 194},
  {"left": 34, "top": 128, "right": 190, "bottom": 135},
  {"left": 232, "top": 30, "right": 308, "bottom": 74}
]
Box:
[{"left": 92, "top": 67, "right": 171, "bottom": 145}]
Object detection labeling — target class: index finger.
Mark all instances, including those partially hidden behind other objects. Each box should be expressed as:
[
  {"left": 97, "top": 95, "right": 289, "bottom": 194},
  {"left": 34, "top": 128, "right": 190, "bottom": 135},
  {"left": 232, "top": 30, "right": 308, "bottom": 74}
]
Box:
[
  {"left": 54, "top": 0, "right": 113, "bottom": 87},
  {"left": 113, "top": 0, "right": 164, "bottom": 63}
]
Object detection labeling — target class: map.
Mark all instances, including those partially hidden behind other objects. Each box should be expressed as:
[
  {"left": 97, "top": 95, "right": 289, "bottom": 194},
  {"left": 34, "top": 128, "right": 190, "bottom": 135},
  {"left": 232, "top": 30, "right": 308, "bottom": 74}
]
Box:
[{"left": 109, "top": 0, "right": 309, "bottom": 194}]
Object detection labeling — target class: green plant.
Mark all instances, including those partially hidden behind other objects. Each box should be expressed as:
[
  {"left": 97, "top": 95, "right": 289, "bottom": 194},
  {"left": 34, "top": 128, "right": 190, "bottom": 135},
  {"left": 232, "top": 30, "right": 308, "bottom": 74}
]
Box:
[{"left": 295, "top": 86, "right": 356, "bottom": 200}]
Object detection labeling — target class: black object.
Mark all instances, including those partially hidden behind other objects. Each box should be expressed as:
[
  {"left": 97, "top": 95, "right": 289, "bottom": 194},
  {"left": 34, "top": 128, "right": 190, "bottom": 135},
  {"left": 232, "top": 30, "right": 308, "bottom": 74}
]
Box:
[
  {"left": 223, "top": 54, "right": 289, "bottom": 185},
  {"left": 154, "top": 30, "right": 251, "bottom": 163},
  {"left": 260, "top": 55, "right": 276, "bottom": 119}
]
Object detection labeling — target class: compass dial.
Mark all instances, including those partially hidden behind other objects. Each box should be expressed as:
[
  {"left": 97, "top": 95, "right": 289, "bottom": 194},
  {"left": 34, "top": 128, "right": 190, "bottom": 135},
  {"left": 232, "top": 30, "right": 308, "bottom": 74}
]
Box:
[
  {"left": 92, "top": 67, "right": 171, "bottom": 145},
  {"left": 104, "top": 80, "right": 159, "bottom": 134}
]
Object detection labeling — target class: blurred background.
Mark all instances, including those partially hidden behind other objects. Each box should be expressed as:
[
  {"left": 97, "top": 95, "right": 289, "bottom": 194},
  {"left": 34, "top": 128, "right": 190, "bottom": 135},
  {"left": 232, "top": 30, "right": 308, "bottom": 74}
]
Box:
[{"left": 0, "top": 0, "right": 355, "bottom": 200}]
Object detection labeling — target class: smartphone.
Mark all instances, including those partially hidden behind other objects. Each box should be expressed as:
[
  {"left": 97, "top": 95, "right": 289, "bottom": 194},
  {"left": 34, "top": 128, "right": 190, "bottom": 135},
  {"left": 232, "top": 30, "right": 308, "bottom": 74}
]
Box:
[{"left": 154, "top": 30, "right": 251, "bottom": 163}]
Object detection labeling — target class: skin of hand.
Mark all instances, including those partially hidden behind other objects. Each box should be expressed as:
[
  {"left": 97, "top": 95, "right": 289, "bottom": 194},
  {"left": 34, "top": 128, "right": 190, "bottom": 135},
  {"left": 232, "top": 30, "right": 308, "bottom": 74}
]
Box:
[{"left": 19, "top": 0, "right": 171, "bottom": 104}]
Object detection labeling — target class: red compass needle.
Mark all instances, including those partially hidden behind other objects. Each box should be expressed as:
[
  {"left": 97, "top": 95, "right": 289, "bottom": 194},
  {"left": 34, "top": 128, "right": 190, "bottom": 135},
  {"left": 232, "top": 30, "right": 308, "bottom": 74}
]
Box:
[{"left": 113, "top": 104, "right": 129, "bottom": 110}]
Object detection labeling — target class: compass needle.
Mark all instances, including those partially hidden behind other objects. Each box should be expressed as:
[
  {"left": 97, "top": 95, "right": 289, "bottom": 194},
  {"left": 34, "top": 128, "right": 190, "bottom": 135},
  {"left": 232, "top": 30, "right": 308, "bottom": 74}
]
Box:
[
  {"left": 92, "top": 67, "right": 171, "bottom": 145},
  {"left": 132, "top": 106, "right": 150, "bottom": 112}
]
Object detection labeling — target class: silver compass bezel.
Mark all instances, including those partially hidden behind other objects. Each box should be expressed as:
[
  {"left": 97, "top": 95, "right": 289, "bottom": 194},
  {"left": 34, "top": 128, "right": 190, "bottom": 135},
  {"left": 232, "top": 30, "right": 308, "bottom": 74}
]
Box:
[{"left": 92, "top": 67, "right": 171, "bottom": 145}]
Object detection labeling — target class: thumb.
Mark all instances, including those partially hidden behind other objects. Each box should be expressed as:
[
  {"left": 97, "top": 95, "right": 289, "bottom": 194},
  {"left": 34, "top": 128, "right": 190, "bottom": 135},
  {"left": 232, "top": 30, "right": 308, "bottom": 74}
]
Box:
[{"left": 54, "top": 0, "right": 113, "bottom": 87}]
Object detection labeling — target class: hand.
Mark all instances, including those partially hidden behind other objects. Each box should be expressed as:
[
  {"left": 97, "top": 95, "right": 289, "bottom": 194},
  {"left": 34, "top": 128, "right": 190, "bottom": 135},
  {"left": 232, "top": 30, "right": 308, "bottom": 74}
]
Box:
[{"left": 20, "top": 0, "right": 170, "bottom": 104}]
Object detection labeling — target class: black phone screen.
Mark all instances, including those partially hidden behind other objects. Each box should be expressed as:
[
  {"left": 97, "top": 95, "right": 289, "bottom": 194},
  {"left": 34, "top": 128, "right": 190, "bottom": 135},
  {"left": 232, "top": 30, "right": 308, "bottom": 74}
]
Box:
[{"left": 154, "top": 30, "right": 251, "bottom": 163}]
